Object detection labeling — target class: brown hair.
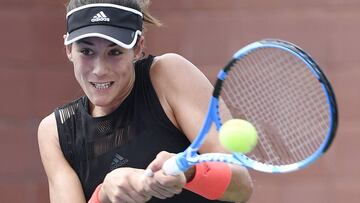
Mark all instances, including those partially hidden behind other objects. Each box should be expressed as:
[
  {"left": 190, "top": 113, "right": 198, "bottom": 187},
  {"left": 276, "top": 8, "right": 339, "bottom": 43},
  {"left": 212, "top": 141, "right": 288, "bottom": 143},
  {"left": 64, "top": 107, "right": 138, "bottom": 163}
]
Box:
[{"left": 66, "top": 0, "right": 162, "bottom": 30}]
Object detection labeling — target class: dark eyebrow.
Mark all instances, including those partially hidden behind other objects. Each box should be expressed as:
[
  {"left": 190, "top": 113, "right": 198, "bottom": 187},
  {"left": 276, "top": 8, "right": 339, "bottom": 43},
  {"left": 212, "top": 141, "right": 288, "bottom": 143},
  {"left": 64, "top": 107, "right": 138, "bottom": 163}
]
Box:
[
  {"left": 76, "top": 39, "right": 117, "bottom": 47},
  {"left": 108, "top": 43, "right": 117, "bottom": 47},
  {"left": 77, "top": 39, "right": 93, "bottom": 46}
]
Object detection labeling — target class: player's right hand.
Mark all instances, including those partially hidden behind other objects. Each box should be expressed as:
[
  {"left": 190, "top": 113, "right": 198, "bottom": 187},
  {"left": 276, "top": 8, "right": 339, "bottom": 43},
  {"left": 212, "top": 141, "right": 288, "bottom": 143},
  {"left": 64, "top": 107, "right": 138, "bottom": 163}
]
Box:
[{"left": 99, "top": 167, "right": 152, "bottom": 203}]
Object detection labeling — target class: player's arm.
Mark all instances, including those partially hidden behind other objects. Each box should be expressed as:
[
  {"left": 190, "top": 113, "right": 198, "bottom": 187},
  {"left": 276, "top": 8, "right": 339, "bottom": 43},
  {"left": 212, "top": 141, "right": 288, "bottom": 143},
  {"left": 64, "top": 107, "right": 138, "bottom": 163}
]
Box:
[
  {"left": 38, "top": 113, "right": 86, "bottom": 203},
  {"left": 150, "top": 53, "right": 253, "bottom": 202}
]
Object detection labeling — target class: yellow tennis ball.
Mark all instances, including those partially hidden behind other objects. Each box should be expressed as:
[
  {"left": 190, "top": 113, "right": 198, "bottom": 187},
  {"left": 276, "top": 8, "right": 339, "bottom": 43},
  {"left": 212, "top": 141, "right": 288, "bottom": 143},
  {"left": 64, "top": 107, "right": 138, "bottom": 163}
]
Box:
[{"left": 219, "top": 119, "right": 258, "bottom": 153}]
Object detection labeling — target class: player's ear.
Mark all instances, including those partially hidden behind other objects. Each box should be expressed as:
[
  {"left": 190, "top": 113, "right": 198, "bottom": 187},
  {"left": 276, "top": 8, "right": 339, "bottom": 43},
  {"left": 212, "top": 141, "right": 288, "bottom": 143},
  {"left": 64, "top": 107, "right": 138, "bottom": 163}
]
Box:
[
  {"left": 134, "top": 35, "right": 145, "bottom": 60},
  {"left": 63, "top": 34, "right": 74, "bottom": 62},
  {"left": 65, "top": 44, "right": 73, "bottom": 62}
]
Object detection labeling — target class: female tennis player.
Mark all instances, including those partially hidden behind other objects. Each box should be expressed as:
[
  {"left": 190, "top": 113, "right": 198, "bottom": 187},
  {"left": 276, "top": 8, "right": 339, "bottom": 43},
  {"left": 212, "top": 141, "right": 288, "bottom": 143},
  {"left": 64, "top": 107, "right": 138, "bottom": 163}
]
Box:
[{"left": 37, "top": 0, "right": 253, "bottom": 202}]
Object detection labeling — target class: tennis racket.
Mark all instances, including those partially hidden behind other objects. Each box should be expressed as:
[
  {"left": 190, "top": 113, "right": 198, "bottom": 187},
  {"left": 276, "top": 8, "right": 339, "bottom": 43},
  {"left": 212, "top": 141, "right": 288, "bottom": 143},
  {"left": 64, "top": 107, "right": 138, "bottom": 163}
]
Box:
[{"left": 161, "top": 39, "right": 338, "bottom": 175}]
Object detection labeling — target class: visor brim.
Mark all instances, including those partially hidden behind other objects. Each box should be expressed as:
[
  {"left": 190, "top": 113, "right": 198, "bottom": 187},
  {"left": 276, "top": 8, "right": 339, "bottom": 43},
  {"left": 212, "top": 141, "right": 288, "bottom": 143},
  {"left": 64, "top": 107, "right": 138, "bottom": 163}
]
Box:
[{"left": 64, "top": 25, "right": 141, "bottom": 49}]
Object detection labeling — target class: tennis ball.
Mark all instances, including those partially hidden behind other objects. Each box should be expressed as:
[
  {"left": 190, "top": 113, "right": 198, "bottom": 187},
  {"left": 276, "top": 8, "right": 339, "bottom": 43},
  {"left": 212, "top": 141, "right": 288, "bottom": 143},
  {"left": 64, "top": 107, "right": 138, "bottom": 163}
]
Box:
[{"left": 219, "top": 119, "right": 258, "bottom": 153}]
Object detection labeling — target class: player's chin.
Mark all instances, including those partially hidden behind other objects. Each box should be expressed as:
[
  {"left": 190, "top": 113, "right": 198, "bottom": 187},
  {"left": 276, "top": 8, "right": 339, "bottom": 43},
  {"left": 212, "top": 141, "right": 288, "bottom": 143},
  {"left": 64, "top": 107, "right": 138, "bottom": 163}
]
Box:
[
  {"left": 87, "top": 93, "right": 115, "bottom": 106},
  {"left": 91, "top": 96, "right": 114, "bottom": 106}
]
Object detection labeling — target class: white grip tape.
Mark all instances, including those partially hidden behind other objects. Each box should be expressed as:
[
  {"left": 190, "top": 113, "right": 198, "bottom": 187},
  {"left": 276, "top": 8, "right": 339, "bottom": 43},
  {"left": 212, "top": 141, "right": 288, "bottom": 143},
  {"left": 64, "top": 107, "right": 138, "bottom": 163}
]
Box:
[
  {"left": 162, "top": 156, "right": 183, "bottom": 175},
  {"left": 143, "top": 168, "right": 154, "bottom": 177}
]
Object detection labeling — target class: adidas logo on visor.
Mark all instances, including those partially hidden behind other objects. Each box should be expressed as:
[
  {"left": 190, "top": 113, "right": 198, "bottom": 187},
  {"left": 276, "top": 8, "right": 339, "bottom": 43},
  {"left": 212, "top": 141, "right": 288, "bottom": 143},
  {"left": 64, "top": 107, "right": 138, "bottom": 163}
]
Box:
[{"left": 91, "top": 11, "right": 110, "bottom": 22}]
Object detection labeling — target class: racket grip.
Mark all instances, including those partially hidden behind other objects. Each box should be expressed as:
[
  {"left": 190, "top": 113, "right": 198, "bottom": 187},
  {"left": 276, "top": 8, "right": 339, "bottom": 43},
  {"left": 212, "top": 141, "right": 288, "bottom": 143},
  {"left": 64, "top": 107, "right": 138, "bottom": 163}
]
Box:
[{"left": 162, "top": 155, "right": 184, "bottom": 175}]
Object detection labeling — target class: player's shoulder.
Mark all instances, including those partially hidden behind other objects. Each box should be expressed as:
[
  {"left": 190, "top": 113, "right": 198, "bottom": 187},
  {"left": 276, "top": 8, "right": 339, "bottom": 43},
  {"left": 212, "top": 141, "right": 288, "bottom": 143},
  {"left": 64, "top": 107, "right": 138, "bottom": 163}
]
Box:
[
  {"left": 151, "top": 53, "right": 200, "bottom": 82},
  {"left": 154, "top": 53, "right": 187, "bottom": 63},
  {"left": 37, "top": 113, "right": 58, "bottom": 145},
  {"left": 152, "top": 53, "right": 195, "bottom": 72},
  {"left": 38, "top": 113, "right": 56, "bottom": 131},
  {"left": 150, "top": 52, "right": 212, "bottom": 100}
]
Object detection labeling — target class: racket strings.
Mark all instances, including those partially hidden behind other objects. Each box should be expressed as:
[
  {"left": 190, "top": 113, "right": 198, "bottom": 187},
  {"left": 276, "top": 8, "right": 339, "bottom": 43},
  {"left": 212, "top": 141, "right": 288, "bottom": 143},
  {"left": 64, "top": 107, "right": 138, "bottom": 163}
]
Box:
[{"left": 220, "top": 48, "right": 330, "bottom": 166}]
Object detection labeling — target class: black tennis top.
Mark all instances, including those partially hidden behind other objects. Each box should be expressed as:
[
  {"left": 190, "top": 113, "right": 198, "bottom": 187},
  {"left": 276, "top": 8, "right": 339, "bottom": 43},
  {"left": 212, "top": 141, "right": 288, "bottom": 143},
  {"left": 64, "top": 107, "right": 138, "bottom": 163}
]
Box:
[{"left": 54, "top": 55, "right": 227, "bottom": 202}]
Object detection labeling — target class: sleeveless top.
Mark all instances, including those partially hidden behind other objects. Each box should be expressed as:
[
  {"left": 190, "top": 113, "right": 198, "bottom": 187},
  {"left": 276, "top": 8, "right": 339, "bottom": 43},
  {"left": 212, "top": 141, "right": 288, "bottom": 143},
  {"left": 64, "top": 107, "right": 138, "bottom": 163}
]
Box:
[{"left": 54, "top": 55, "right": 226, "bottom": 202}]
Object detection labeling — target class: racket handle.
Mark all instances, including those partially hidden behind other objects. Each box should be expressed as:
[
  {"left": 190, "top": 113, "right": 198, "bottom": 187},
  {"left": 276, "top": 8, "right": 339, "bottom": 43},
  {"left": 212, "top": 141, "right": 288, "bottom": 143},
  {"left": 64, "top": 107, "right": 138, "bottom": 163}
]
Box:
[
  {"left": 143, "top": 168, "right": 154, "bottom": 177},
  {"left": 162, "top": 155, "right": 184, "bottom": 175}
]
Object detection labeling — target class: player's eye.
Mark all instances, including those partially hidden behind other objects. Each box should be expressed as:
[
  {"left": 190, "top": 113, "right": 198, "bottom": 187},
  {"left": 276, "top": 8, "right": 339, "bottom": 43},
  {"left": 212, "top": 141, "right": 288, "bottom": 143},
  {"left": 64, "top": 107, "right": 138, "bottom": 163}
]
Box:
[
  {"left": 109, "top": 49, "right": 122, "bottom": 56},
  {"left": 80, "top": 48, "right": 94, "bottom": 56}
]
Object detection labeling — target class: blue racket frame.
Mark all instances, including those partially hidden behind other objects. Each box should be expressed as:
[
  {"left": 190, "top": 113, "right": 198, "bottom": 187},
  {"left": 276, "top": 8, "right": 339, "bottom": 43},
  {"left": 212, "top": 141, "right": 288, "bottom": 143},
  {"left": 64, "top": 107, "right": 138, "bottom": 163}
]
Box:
[{"left": 166, "top": 39, "right": 338, "bottom": 174}]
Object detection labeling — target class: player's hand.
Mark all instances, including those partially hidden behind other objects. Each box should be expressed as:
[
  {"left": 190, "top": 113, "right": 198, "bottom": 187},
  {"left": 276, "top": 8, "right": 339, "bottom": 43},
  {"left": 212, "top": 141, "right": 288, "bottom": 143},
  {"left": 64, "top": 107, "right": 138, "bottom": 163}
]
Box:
[
  {"left": 143, "top": 151, "right": 186, "bottom": 199},
  {"left": 99, "top": 167, "right": 152, "bottom": 203}
]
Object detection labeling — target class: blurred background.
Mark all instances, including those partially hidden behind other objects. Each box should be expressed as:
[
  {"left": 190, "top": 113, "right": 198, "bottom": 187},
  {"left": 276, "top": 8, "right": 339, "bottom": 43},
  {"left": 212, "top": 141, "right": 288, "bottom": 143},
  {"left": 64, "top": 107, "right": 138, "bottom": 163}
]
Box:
[{"left": 0, "top": 0, "right": 359, "bottom": 202}]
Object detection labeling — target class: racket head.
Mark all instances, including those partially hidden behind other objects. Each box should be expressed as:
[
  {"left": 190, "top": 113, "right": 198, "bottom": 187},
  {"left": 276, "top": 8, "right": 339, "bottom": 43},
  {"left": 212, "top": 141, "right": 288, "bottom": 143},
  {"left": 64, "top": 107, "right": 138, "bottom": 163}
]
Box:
[{"left": 214, "top": 39, "right": 338, "bottom": 173}]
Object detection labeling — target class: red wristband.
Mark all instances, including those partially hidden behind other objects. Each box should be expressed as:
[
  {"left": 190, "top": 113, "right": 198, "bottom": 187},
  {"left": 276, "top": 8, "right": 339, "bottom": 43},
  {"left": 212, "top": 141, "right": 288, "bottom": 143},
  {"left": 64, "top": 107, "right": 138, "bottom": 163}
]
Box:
[
  {"left": 185, "top": 162, "right": 232, "bottom": 200},
  {"left": 88, "top": 184, "right": 102, "bottom": 203}
]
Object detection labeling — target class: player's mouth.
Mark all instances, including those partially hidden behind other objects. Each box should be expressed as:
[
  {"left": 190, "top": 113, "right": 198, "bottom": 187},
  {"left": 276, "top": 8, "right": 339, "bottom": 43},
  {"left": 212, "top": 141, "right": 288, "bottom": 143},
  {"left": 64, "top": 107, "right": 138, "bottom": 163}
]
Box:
[{"left": 90, "top": 81, "right": 114, "bottom": 89}]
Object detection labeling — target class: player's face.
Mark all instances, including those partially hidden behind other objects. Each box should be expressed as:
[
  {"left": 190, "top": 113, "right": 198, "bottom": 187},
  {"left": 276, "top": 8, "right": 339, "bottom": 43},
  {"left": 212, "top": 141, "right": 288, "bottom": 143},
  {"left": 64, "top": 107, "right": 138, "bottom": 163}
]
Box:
[{"left": 67, "top": 37, "right": 137, "bottom": 114}]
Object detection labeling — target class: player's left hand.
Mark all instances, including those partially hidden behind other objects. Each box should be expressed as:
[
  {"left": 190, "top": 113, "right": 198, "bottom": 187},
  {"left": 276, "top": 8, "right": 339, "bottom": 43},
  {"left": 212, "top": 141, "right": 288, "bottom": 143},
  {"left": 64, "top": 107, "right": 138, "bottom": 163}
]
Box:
[{"left": 143, "top": 151, "right": 186, "bottom": 199}]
